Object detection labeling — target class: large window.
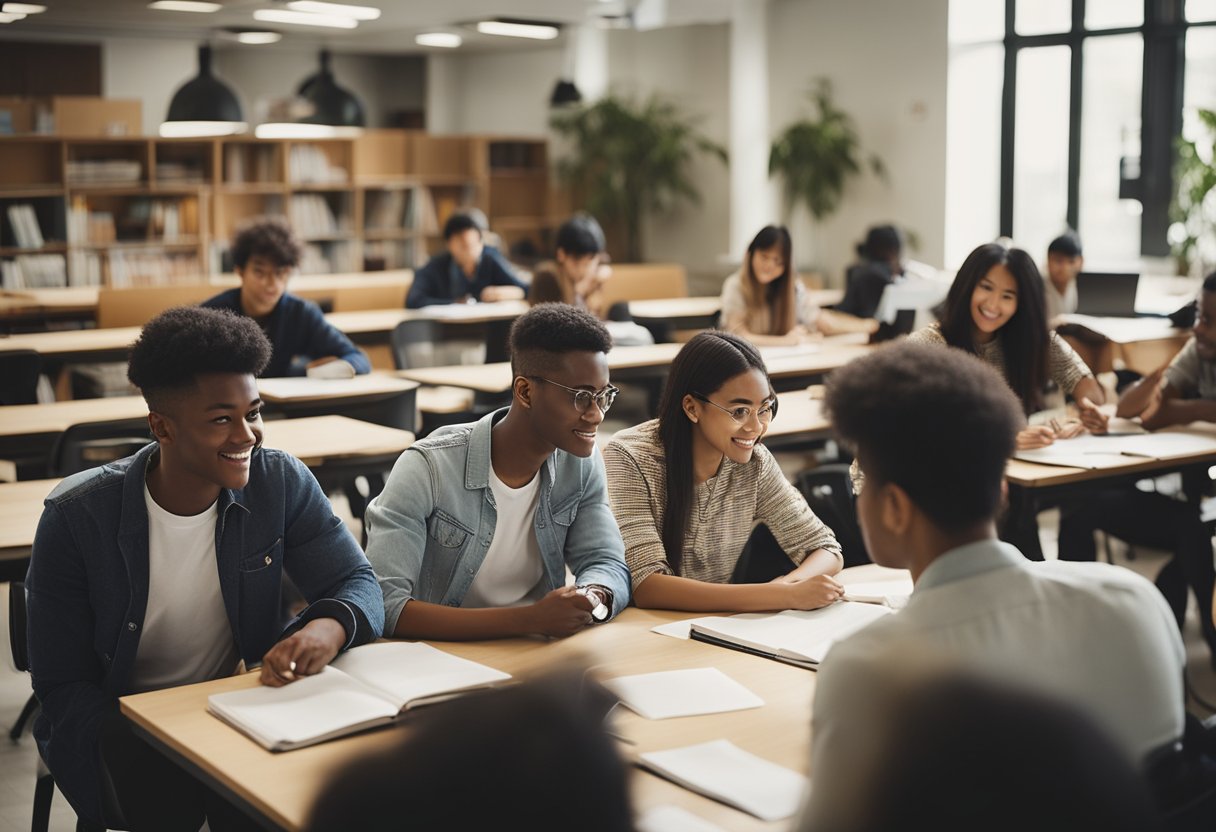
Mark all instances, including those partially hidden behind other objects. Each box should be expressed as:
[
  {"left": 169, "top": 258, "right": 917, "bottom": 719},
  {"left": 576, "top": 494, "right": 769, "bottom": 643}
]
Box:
[{"left": 947, "top": 0, "right": 1216, "bottom": 268}]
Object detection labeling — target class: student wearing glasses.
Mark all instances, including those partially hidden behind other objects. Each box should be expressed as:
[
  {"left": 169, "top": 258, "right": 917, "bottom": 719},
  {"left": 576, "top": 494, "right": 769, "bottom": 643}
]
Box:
[
  {"left": 364, "top": 304, "right": 631, "bottom": 640},
  {"left": 603, "top": 331, "right": 843, "bottom": 611}
]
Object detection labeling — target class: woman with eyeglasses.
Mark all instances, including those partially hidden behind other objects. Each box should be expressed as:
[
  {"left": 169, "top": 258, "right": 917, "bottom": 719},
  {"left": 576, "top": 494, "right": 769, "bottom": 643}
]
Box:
[{"left": 603, "top": 331, "right": 844, "bottom": 611}]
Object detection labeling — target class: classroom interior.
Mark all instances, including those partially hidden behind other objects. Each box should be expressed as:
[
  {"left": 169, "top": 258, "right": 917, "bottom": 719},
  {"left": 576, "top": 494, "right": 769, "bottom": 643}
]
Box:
[{"left": 3, "top": 0, "right": 1216, "bottom": 829}]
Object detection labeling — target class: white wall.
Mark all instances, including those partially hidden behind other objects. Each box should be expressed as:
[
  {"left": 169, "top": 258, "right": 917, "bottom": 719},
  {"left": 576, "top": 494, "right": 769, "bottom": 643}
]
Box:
[
  {"left": 768, "top": 0, "right": 949, "bottom": 284},
  {"left": 101, "top": 37, "right": 197, "bottom": 136},
  {"left": 427, "top": 45, "right": 564, "bottom": 136}
]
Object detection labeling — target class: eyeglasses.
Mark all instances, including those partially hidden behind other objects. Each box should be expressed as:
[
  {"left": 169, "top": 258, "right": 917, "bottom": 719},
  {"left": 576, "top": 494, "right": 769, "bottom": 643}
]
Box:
[
  {"left": 692, "top": 392, "right": 778, "bottom": 424},
  {"left": 531, "top": 377, "right": 619, "bottom": 414}
]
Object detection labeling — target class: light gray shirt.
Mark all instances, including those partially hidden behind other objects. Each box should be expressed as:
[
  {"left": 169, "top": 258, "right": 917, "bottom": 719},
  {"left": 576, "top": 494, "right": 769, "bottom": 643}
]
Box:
[
  {"left": 800, "top": 539, "right": 1185, "bottom": 831},
  {"left": 1164, "top": 337, "right": 1216, "bottom": 400},
  {"left": 1044, "top": 274, "right": 1078, "bottom": 320}
]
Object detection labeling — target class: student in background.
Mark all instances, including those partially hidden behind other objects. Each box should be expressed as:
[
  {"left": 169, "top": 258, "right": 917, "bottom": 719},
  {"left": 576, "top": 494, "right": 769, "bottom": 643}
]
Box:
[
  {"left": 202, "top": 216, "right": 371, "bottom": 378},
  {"left": 1058, "top": 271, "right": 1216, "bottom": 663},
  {"left": 835, "top": 224, "right": 904, "bottom": 320},
  {"left": 801, "top": 343, "right": 1185, "bottom": 831},
  {"left": 27, "top": 307, "right": 384, "bottom": 830},
  {"left": 307, "top": 671, "right": 632, "bottom": 832},
  {"left": 719, "top": 225, "right": 874, "bottom": 345},
  {"left": 1044, "top": 231, "right": 1083, "bottom": 321},
  {"left": 406, "top": 211, "right": 527, "bottom": 308},
  {"left": 603, "top": 331, "right": 843, "bottom": 612},
  {"left": 909, "top": 242, "right": 1107, "bottom": 448},
  {"left": 364, "top": 304, "right": 630, "bottom": 640}
]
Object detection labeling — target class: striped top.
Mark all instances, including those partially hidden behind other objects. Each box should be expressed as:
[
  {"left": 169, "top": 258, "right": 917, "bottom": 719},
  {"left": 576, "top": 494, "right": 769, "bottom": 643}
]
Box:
[
  {"left": 907, "top": 323, "right": 1092, "bottom": 395},
  {"left": 603, "top": 419, "right": 842, "bottom": 588}
]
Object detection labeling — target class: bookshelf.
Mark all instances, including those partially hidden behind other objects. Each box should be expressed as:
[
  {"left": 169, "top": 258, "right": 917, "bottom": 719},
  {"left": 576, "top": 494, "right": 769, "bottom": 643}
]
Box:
[{"left": 0, "top": 130, "right": 554, "bottom": 288}]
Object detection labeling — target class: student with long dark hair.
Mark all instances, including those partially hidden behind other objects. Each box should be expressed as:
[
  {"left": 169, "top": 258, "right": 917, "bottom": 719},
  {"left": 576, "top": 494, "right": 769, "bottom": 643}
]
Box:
[
  {"left": 720, "top": 225, "right": 874, "bottom": 344},
  {"left": 912, "top": 242, "right": 1108, "bottom": 447},
  {"left": 603, "top": 331, "right": 843, "bottom": 611}
]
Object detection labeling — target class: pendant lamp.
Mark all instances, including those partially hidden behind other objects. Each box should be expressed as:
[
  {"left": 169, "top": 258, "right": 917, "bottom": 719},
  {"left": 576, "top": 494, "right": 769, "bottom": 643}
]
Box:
[
  {"left": 298, "top": 50, "right": 365, "bottom": 128},
  {"left": 160, "top": 45, "right": 247, "bottom": 137}
]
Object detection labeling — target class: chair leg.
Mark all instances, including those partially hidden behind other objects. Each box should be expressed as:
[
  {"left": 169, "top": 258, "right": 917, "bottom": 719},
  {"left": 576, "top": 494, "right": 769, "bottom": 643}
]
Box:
[
  {"left": 32, "top": 771, "right": 53, "bottom": 832},
  {"left": 10, "top": 693, "right": 39, "bottom": 742}
]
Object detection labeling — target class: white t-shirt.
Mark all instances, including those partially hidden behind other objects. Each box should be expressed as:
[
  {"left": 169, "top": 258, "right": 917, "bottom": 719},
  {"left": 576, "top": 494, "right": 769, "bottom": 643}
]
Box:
[
  {"left": 129, "top": 487, "right": 239, "bottom": 693},
  {"left": 462, "top": 466, "right": 546, "bottom": 608}
]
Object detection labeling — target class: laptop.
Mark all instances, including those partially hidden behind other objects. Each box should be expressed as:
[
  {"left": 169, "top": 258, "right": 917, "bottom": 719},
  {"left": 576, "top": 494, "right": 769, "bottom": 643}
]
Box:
[{"left": 1074, "top": 272, "right": 1140, "bottom": 317}]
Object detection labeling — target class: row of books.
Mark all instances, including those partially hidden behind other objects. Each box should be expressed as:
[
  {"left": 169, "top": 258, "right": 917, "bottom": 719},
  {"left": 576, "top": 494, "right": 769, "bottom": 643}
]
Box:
[
  {"left": 289, "top": 193, "right": 344, "bottom": 238},
  {"left": 223, "top": 145, "right": 277, "bottom": 184},
  {"left": 362, "top": 239, "right": 422, "bottom": 270},
  {"left": 0, "top": 254, "right": 67, "bottom": 289},
  {"left": 65, "top": 159, "right": 142, "bottom": 185},
  {"left": 288, "top": 144, "right": 348, "bottom": 185},
  {"left": 6, "top": 204, "right": 45, "bottom": 249},
  {"left": 300, "top": 241, "right": 356, "bottom": 275},
  {"left": 106, "top": 250, "right": 203, "bottom": 288}
]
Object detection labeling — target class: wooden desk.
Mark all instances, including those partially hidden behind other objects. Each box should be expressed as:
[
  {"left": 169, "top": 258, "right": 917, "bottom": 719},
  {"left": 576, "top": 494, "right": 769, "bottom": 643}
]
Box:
[
  {"left": 327, "top": 300, "right": 531, "bottom": 337},
  {"left": 765, "top": 387, "right": 831, "bottom": 444},
  {"left": 118, "top": 563, "right": 900, "bottom": 832},
  {"left": 0, "top": 395, "right": 148, "bottom": 441},
  {"left": 1056, "top": 314, "right": 1190, "bottom": 375},
  {"left": 0, "top": 478, "right": 60, "bottom": 568},
  {"left": 256, "top": 374, "right": 418, "bottom": 406},
  {"left": 629, "top": 297, "right": 721, "bottom": 330},
  {"left": 0, "top": 326, "right": 141, "bottom": 362}
]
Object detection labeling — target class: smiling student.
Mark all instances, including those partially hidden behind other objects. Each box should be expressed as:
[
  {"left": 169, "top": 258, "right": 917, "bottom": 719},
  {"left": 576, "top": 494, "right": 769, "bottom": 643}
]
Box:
[
  {"left": 603, "top": 331, "right": 843, "bottom": 611},
  {"left": 910, "top": 242, "right": 1108, "bottom": 447},
  {"left": 406, "top": 211, "right": 527, "bottom": 308},
  {"left": 364, "top": 304, "right": 631, "bottom": 640},
  {"left": 26, "top": 306, "right": 383, "bottom": 830},
  {"left": 202, "top": 216, "right": 371, "bottom": 378}
]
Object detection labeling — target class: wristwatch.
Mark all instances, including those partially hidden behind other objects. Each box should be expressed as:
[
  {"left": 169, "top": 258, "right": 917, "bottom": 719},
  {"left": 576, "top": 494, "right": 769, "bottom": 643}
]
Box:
[{"left": 576, "top": 585, "right": 611, "bottom": 622}]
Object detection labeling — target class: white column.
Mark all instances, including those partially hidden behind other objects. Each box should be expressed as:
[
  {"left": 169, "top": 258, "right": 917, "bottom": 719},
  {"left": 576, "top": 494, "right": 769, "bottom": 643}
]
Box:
[
  {"left": 572, "top": 24, "right": 609, "bottom": 103},
  {"left": 425, "top": 53, "right": 459, "bottom": 134},
  {"left": 729, "top": 0, "right": 774, "bottom": 260}
]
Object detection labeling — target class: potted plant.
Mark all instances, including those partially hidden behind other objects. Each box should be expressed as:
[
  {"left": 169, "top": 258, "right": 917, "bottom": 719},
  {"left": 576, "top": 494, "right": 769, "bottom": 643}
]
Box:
[
  {"left": 1170, "top": 107, "right": 1216, "bottom": 278},
  {"left": 769, "top": 78, "right": 885, "bottom": 225},
  {"left": 550, "top": 94, "right": 727, "bottom": 262}
]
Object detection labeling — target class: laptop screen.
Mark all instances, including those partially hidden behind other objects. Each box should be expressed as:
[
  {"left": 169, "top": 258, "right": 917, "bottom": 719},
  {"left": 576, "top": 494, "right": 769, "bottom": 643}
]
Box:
[{"left": 1074, "top": 272, "right": 1140, "bottom": 317}]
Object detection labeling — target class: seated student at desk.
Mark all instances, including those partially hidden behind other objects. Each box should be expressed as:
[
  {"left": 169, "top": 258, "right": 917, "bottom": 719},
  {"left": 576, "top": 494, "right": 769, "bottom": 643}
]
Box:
[
  {"left": 364, "top": 304, "right": 630, "bottom": 640},
  {"left": 1044, "top": 230, "right": 1083, "bottom": 321},
  {"left": 203, "top": 216, "right": 371, "bottom": 378},
  {"left": 406, "top": 211, "right": 527, "bottom": 308},
  {"left": 26, "top": 307, "right": 384, "bottom": 831},
  {"left": 603, "top": 331, "right": 843, "bottom": 612},
  {"left": 835, "top": 224, "right": 905, "bottom": 320},
  {"left": 800, "top": 343, "right": 1185, "bottom": 832},
  {"left": 1058, "top": 271, "right": 1216, "bottom": 662},
  {"left": 719, "top": 225, "right": 874, "bottom": 345}
]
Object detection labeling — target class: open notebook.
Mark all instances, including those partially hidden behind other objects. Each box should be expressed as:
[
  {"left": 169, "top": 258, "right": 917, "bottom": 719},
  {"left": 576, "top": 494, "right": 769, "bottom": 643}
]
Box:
[
  {"left": 207, "top": 642, "right": 510, "bottom": 751},
  {"left": 688, "top": 602, "right": 892, "bottom": 670}
]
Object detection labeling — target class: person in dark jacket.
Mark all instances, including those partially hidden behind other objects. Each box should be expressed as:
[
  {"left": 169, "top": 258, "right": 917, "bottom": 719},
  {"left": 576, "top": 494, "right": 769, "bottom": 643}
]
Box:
[
  {"left": 406, "top": 211, "right": 527, "bottom": 308},
  {"left": 202, "top": 216, "right": 370, "bottom": 377},
  {"left": 836, "top": 224, "right": 905, "bottom": 320},
  {"left": 26, "top": 306, "right": 384, "bottom": 829}
]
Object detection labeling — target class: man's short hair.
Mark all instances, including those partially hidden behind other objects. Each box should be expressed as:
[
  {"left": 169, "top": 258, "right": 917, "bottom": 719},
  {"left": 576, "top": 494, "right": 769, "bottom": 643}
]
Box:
[
  {"left": 1203, "top": 271, "right": 1216, "bottom": 294},
  {"left": 825, "top": 343, "right": 1023, "bottom": 531},
  {"left": 230, "top": 216, "right": 303, "bottom": 270},
  {"left": 1047, "top": 232, "right": 1083, "bottom": 258},
  {"left": 443, "top": 212, "right": 482, "bottom": 241},
  {"left": 509, "top": 303, "right": 612, "bottom": 378},
  {"left": 128, "top": 306, "right": 272, "bottom": 411},
  {"left": 555, "top": 213, "right": 606, "bottom": 258}
]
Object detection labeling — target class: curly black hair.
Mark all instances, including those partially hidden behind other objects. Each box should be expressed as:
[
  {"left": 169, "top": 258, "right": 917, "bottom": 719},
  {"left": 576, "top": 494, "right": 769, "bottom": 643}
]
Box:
[
  {"left": 128, "top": 306, "right": 272, "bottom": 410},
  {"left": 825, "top": 342, "right": 1022, "bottom": 532},
  {"left": 509, "top": 302, "right": 612, "bottom": 377},
  {"left": 230, "top": 216, "right": 304, "bottom": 269}
]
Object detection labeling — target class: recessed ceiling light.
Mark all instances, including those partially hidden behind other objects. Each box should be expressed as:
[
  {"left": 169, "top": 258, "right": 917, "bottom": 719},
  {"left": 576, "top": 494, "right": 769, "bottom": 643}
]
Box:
[
  {"left": 476, "top": 19, "right": 560, "bottom": 40},
  {"left": 415, "top": 32, "right": 461, "bottom": 48},
  {"left": 0, "top": 11, "right": 26, "bottom": 22},
  {"left": 3, "top": 4, "right": 47, "bottom": 13},
  {"left": 253, "top": 9, "right": 358, "bottom": 28},
  {"left": 148, "top": 1, "right": 221, "bottom": 12},
  {"left": 285, "top": 1, "right": 379, "bottom": 21},
  {"left": 236, "top": 30, "right": 282, "bottom": 44}
]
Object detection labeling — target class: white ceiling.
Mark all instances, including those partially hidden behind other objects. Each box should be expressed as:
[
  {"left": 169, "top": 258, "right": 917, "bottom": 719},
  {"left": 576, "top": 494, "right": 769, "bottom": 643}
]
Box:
[{"left": 1, "top": 0, "right": 736, "bottom": 53}]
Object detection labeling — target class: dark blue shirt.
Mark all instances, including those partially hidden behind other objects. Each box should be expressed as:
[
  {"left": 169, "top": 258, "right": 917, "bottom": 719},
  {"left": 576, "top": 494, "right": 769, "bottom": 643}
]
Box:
[
  {"left": 202, "top": 289, "right": 371, "bottom": 377},
  {"left": 406, "top": 246, "right": 527, "bottom": 308}
]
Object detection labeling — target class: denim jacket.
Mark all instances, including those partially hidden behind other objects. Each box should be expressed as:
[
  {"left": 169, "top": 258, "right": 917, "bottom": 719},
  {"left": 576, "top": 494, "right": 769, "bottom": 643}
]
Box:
[
  {"left": 364, "top": 408, "right": 631, "bottom": 631},
  {"left": 26, "top": 442, "right": 384, "bottom": 825}
]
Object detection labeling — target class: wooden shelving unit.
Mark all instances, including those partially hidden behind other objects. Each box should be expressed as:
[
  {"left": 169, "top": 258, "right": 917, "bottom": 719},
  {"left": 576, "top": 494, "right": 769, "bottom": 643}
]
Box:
[{"left": 0, "top": 129, "right": 555, "bottom": 289}]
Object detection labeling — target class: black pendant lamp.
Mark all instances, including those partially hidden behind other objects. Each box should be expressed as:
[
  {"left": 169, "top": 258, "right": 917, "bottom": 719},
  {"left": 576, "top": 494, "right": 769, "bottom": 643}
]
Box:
[
  {"left": 161, "top": 45, "right": 246, "bottom": 137},
  {"left": 298, "top": 50, "right": 365, "bottom": 129},
  {"left": 549, "top": 79, "right": 582, "bottom": 108}
]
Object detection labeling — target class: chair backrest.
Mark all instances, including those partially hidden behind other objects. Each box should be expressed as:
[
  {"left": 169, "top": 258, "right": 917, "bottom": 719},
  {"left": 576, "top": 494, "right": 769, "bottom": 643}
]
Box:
[
  {"left": 796, "top": 464, "right": 871, "bottom": 568},
  {"left": 97, "top": 284, "right": 216, "bottom": 328},
  {"left": 599, "top": 263, "right": 688, "bottom": 307},
  {"left": 0, "top": 349, "right": 41, "bottom": 405},
  {"left": 483, "top": 318, "right": 513, "bottom": 365},
  {"left": 9, "top": 581, "right": 28, "bottom": 672},
  {"left": 390, "top": 319, "right": 441, "bottom": 370},
  {"left": 48, "top": 418, "right": 152, "bottom": 478}
]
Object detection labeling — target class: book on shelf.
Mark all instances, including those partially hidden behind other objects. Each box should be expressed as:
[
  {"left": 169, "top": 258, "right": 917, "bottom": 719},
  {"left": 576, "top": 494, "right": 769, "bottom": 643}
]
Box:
[
  {"left": 68, "top": 250, "right": 102, "bottom": 286},
  {"left": 1, "top": 253, "right": 67, "bottom": 289},
  {"left": 686, "top": 602, "right": 893, "bottom": 670},
  {"left": 65, "top": 159, "right": 141, "bottom": 185},
  {"left": 6, "top": 204, "right": 44, "bottom": 249},
  {"left": 289, "top": 144, "right": 347, "bottom": 185},
  {"left": 407, "top": 187, "right": 439, "bottom": 236},
  {"left": 206, "top": 641, "right": 511, "bottom": 752},
  {"left": 366, "top": 189, "right": 406, "bottom": 231},
  {"left": 107, "top": 250, "right": 201, "bottom": 288},
  {"left": 289, "top": 193, "right": 341, "bottom": 238}
]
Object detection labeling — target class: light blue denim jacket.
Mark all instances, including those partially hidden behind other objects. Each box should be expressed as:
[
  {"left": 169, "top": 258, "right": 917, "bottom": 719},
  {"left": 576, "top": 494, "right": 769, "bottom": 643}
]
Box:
[{"left": 364, "top": 408, "right": 631, "bottom": 631}]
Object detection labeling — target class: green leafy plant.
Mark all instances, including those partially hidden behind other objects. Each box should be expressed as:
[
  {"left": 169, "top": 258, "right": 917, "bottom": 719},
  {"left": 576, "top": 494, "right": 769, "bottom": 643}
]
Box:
[
  {"left": 769, "top": 78, "right": 885, "bottom": 223},
  {"left": 1171, "top": 108, "right": 1216, "bottom": 277},
  {"left": 550, "top": 94, "right": 727, "bottom": 262}
]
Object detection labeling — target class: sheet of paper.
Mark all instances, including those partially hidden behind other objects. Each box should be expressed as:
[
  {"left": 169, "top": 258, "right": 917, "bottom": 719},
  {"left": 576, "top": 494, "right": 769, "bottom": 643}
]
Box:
[
  {"left": 840, "top": 577, "right": 913, "bottom": 608},
  {"left": 635, "top": 805, "right": 726, "bottom": 832},
  {"left": 1014, "top": 430, "right": 1216, "bottom": 467},
  {"left": 639, "top": 739, "right": 809, "bottom": 822},
  {"left": 651, "top": 618, "right": 700, "bottom": 640},
  {"left": 605, "top": 667, "right": 764, "bottom": 720}
]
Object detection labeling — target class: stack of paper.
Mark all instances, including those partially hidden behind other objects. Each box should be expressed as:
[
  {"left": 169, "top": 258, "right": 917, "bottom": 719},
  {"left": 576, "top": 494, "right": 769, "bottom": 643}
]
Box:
[{"left": 604, "top": 668, "right": 763, "bottom": 720}]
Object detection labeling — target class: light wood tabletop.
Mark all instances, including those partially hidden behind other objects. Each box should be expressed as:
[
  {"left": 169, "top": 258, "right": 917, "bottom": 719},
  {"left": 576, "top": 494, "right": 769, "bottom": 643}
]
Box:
[
  {"left": 0, "top": 326, "right": 141, "bottom": 359},
  {"left": 0, "top": 478, "right": 61, "bottom": 560},
  {"left": 1055, "top": 314, "right": 1190, "bottom": 375},
  {"left": 765, "top": 387, "right": 831, "bottom": 443},
  {"left": 1004, "top": 425, "right": 1216, "bottom": 489},
  {"left": 327, "top": 300, "right": 531, "bottom": 336},
  {"left": 0, "top": 395, "right": 148, "bottom": 439},
  {"left": 256, "top": 373, "right": 419, "bottom": 405},
  {"left": 628, "top": 296, "right": 721, "bottom": 322},
  {"left": 120, "top": 564, "right": 902, "bottom": 832}
]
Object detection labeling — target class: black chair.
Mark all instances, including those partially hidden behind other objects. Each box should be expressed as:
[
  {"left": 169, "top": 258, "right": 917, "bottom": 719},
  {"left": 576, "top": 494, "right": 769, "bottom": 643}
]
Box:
[
  {"left": 796, "top": 464, "right": 870, "bottom": 568},
  {"left": 869, "top": 308, "right": 916, "bottom": 343},
  {"left": 47, "top": 419, "right": 152, "bottom": 478},
  {"left": 0, "top": 350, "right": 42, "bottom": 405},
  {"left": 483, "top": 317, "right": 513, "bottom": 365},
  {"left": 1146, "top": 713, "right": 1216, "bottom": 831},
  {"left": 389, "top": 318, "right": 442, "bottom": 371}
]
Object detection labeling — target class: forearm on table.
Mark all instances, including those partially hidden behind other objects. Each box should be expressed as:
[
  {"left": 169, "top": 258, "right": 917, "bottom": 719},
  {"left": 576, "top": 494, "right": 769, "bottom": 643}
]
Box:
[
  {"left": 390, "top": 599, "right": 535, "bottom": 641},
  {"left": 787, "top": 548, "right": 843, "bottom": 579},
  {"left": 1142, "top": 398, "right": 1216, "bottom": 431},
  {"left": 631, "top": 572, "right": 788, "bottom": 613}
]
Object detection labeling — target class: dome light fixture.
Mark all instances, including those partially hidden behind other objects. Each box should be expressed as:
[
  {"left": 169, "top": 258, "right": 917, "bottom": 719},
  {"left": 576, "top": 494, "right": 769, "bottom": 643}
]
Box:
[{"left": 160, "top": 45, "right": 247, "bottom": 137}]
